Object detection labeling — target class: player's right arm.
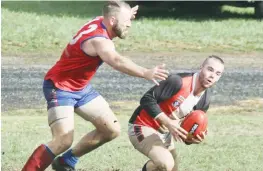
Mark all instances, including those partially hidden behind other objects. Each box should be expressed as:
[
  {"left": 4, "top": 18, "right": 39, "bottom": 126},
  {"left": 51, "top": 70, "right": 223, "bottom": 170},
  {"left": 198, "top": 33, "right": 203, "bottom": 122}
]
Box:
[
  {"left": 90, "top": 37, "right": 169, "bottom": 85},
  {"left": 156, "top": 113, "right": 188, "bottom": 142},
  {"left": 140, "top": 75, "right": 188, "bottom": 141}
]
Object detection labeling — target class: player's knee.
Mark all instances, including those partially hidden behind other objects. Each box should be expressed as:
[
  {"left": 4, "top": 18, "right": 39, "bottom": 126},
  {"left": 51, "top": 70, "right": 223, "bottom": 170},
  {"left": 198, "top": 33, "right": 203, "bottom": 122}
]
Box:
[
  {"left": 155, "top": 157, "right": 174, "bottom": 171},
  {"left": 103, "top": 122, "right": 121, "bottom": 141},
  {"left": 54, "top": 133, "right": 73, "bottom": 151}
]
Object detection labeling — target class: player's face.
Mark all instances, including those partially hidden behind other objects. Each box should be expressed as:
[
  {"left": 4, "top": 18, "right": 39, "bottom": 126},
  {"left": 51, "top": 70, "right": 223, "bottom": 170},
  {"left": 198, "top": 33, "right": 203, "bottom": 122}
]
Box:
[
  {"left": 112, "top": 7, "right": 132, "bottom": 39},
  {"left": 199, "top": 58, "right": 224, "bottom": 88}
]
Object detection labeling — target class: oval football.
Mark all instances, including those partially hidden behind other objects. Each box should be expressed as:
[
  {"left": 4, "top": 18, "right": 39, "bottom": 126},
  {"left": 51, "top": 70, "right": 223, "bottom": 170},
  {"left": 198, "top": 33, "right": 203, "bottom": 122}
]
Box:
[{"left": 181, "top": 110, "right": 208, "bottom": 138}]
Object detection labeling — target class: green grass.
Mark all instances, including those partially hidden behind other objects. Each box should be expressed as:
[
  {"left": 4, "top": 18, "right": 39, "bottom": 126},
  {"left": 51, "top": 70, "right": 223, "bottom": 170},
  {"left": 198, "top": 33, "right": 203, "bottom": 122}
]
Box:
[
  {"left": 2, "top": 1, "right": 263, "bottom": 57},
  {"left": 2, "top": 99, "right": 263, "bottom": 171}
]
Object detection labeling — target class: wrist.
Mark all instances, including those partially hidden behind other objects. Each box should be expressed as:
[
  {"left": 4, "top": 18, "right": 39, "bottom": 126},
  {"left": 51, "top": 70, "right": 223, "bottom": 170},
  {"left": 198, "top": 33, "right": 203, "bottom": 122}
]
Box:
[
  {"left": 142, "top": 68, "right": 149, "bottom": 79},
  {"left": 163, "top": 120, "right": 174, "bottom": 130}
]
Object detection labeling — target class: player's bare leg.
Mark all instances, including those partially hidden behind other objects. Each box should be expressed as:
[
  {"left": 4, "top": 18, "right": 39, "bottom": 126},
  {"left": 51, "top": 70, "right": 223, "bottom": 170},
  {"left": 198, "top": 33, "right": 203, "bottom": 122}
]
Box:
[
  {"left": 72, "top": 95, "right": 121, "bottom": 157},
  {"left": 51, "top": 95, "right": 121, "bottom": 170},
  {"left": 22, "top": 106, "right": 74, "bottom": 171},
  {"left": 144, "top": 145, "right": 175, "bottom": 171},
  {"left": 47, "top": 106, "right": 75, "bottom": 155},
  {"left": 170, "top": 149, "right": 178, "bottom": 171}
]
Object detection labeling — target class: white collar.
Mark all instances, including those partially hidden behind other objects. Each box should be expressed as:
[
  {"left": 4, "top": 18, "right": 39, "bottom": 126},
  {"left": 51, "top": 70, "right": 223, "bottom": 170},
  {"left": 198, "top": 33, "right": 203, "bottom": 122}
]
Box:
[{"left": 191, "top": 73, "right": 205, "bottom": 97}]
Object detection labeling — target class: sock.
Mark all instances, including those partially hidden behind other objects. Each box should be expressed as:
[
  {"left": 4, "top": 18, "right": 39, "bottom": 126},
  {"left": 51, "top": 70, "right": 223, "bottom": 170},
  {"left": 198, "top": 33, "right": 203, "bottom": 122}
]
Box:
[
  {"left": 62, "top": 149, "right": 79, "bottom": 168},
  {"left": 142, "top": 161, "right": 148, "bottom": 171},
  {"left": 22, "top": 144, "right": 55, "bottom": 171}
]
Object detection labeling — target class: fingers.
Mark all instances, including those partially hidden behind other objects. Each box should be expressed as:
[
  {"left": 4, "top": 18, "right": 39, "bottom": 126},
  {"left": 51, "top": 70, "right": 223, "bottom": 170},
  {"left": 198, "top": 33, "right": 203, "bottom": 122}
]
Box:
[
  {"left": 156, "top": 68, "right": 169, "bottom": 76},
  {"left": 152, "top": 79, "right": 159, "bottom": 86},
  {"left": 174, "top": 129, "right": 187, "bottom": 140},
  {"left": 153, "top": 74, "right": 167, "bottom": 81},
  {"left": 201, "top": 131, "right": 206, "bottom": 139},
  {"left": 152, "top": 65, "right": 169, "bottom": 81},
  {"left": 191, "top": 138, "right": 201, "bottom": 144},
  {"left": 171, "top": 132, "right": 184, "bottom": 142},
  {"left": 146, "top": 64, "right": 169, "bottom": 84},
  {"left": 158, "top": 63, "right": 166, "bottom": 69},
  {"left": 177, "top": 126, "right": 188, "bottom": 135},
  {"left": 155, "top": 71, "right": 169, "bottom": 79},
  {"left": 157, "top": 64, "right": 169, "bottom": 74},
  {"left": 189, "top": 134, "right": 205, "bottom": 144},
  {"left": 151, "top": 71, "right": 167, "bottom": 85},
  {"left": 196, "top": 134, "right": 203, "bottom": 141},
  {"left": 174, "top": 135, "right": 183, "bottom": 143}
]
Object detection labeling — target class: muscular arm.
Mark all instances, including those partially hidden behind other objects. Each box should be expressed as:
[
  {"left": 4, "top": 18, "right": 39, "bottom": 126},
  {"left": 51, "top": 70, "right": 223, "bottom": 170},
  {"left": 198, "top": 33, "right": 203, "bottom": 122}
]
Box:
[{"left": 91, "top": 38, "right": 147, "bottom": 78}]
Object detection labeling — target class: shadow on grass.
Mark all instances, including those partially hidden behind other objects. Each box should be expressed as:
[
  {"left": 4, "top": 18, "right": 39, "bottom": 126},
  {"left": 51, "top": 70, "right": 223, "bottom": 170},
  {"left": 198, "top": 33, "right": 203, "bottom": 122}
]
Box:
[
  {"left": 2, "top": 1, "right": 257, "bottom": 20},
  {"left": 134, "top": 1, "right": 257, "bottom": 21}
]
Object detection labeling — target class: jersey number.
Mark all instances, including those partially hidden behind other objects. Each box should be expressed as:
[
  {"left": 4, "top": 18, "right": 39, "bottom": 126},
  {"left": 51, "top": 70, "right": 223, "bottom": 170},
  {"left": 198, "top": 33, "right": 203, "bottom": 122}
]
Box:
[{"left": 70, "top": 24, "right": 98, "bottom": 45}]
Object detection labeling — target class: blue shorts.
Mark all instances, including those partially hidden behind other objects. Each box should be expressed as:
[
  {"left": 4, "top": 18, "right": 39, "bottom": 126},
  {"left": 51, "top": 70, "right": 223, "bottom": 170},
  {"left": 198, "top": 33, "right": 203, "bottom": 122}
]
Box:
[{"left": 43, "top": 80, "right": 100, "bottom": 110}]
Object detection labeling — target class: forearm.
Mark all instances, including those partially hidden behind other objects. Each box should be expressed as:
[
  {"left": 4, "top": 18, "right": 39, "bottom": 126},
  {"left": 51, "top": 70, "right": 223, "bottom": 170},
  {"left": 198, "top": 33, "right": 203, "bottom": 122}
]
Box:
[
  {"left": 156, "top": 112, "right": 173, "bottom": 128},
  {"left": 113, "top": 56, "right": 147, "bottom": 78}
]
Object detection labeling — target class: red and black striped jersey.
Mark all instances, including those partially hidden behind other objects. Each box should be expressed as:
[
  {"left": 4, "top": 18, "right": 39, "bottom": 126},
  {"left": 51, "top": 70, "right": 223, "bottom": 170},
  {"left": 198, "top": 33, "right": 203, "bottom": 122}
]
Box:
[{"left": 129, "top": 73, "right": 210, "bottom": 130}]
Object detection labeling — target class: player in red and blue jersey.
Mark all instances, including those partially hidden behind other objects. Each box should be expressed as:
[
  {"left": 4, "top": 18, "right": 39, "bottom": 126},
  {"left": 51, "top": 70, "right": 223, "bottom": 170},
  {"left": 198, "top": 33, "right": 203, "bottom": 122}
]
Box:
[
  {"left": 22, "top": 1, "right": 169, "bottom": 171},
  {"left": 128, "top": 56, "right": 224, "bottom": 171}
]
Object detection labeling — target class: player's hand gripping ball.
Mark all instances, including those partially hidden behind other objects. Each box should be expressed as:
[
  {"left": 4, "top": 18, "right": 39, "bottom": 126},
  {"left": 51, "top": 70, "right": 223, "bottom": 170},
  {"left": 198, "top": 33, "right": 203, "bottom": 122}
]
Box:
[{"left": 180, "top": 110, "right": 208, "bottom": 140}]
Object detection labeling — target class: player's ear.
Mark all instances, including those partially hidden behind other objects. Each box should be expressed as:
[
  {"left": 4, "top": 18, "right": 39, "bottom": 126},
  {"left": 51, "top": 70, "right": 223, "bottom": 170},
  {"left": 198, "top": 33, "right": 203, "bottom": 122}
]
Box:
[{"left": 109, "top": 16, "right": 117, "bottom": 26}]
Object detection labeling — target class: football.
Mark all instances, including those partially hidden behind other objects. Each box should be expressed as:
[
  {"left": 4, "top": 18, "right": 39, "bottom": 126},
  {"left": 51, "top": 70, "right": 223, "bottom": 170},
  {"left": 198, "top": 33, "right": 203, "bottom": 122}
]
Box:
[{"left": 180, "top": 110, "right": 208, "bottom": 139}]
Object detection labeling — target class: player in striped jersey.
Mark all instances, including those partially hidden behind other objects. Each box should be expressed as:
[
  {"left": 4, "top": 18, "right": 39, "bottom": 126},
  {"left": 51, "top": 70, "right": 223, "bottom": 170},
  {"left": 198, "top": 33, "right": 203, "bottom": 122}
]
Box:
[{"left": 128, "top": 56, "right": 224, "bottom": 171}]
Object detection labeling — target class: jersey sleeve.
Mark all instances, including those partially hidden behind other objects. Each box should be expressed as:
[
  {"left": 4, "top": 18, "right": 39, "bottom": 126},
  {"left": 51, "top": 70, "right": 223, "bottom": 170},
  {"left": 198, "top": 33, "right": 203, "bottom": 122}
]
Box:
[{"left": 140, "top": 74, "right": 182, "bottom": 118}]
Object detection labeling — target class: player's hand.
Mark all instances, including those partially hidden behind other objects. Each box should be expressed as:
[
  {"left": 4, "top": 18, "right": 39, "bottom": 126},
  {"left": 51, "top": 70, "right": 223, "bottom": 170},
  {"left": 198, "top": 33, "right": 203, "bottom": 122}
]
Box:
[
  {"left": 158, "top": 124, "right": 169, "bottom": 134},
  {"left": 184, "top": 131, "right": 207, "bottom": 144},
  {"left": 166, "top": 120, "right": 188, "bottom": 142},
  {"left": 131, "top": 5, "right": 139, "bottom": 20},
  {"left": 143, "top": 64, "right": 169, "bottom": 85}
]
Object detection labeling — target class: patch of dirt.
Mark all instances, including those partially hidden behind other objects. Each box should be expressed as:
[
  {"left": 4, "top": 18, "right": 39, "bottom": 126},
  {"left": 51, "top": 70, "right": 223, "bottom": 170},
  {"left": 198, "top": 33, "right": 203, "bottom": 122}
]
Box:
[
  {"left": 2, "top": 51, "right": 263, "bottom": 69},
  {"left": 1, "top": 51, "right": 263, "bottom": 111},
  {"left": 123, "top": 51, "right": 263, "bottom": 69}
]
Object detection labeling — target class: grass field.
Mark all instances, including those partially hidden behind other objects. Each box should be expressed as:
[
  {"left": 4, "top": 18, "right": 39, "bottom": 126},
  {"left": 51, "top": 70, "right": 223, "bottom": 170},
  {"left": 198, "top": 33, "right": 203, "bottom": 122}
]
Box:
[
  {"left": 2, "top": 1, "right": 263, "bottom": 171},
  {"left": 2, "top": 1, "right": 263, "bottom": 57},
  {"left": 1, "top": 99, "right": 263, "bottom": 171}
]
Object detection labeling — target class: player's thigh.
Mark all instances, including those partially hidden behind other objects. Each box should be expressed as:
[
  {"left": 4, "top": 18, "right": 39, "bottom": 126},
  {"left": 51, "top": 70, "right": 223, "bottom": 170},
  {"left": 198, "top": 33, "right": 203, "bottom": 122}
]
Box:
[
  {"left": 129, "top": 126, "right": 174, "bottom": 168},
  {"left": 74, "top": 95, "right": 120, "bottom": 133},
  {"left": 48, "top": 106, "right": 75, "bottom": 138},
  {"left": 43, "top": 79, "right": 78, "bottom": 128},
  {"left": 129, "top": 125, "right": 165, "bottom": 154}
]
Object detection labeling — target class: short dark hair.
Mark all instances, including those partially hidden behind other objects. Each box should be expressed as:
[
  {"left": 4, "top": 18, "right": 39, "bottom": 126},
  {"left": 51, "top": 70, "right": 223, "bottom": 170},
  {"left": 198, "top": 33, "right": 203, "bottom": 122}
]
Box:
[
  {"left": 103, "top": 1, "right": 131, "bottom": 17},
  {"left": 203, "top": 55, "right": 224, "bottom": 66}
]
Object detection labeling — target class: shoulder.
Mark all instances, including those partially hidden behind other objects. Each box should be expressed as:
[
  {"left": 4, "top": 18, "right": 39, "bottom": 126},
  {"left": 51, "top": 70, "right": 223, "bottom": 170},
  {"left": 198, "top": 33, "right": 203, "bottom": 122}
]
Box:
[
  {"left": 164, "top": 74, "right": 183, "bottom": 87},
  {"left": 176, "top": 72, "right": 194, "bottom": 78},
  {"left": 90, "top": 37, "right": 114, "bottom": 49},
  {"left": 167, "top": 72, "right": 194, "bottom": 83}
]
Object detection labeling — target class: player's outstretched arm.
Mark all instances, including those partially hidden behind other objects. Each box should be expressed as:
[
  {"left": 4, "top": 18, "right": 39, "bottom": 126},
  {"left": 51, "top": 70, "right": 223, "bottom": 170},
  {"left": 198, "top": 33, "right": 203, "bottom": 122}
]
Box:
[{"left": 91, "top": 38, "right": 169, "bottom": 85}]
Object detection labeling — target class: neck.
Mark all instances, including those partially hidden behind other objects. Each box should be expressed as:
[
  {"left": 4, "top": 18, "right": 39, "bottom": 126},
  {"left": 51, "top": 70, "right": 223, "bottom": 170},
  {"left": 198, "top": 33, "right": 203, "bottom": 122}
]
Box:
[
  {"left": 102, "top": 19, "right": 116, "bottom": 39},
  {"left": 193, "top": 73, "right": 206, "bottom": 96}
]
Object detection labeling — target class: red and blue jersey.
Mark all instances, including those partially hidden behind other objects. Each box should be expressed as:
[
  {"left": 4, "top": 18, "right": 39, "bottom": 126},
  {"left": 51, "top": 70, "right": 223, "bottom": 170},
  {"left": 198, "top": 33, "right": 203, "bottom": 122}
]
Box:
[{"left": 45, "top": 16, "right": 110, "bottom": 91}]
